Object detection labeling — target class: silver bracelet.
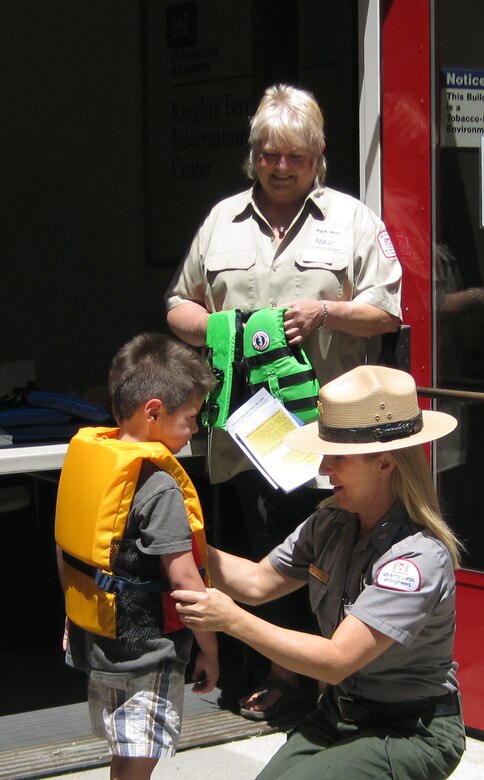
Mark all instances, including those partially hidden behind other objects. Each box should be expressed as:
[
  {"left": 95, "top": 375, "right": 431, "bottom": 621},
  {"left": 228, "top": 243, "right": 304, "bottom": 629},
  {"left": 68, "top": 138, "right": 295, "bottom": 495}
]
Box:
[{"left": 319, "top": 300, "right": 329, "bottom": 329}]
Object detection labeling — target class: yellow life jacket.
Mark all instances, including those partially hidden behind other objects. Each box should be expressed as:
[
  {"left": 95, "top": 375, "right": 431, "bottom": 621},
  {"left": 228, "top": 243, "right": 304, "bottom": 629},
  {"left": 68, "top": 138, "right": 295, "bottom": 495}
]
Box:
[{"left": 55, "top": 426, "right": 209, "bottom": 640}]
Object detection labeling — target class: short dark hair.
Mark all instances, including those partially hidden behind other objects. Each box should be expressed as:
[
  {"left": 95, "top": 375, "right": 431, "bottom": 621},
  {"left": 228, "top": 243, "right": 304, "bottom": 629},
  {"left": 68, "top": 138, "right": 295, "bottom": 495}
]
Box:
[{"left": 109, "top": 332, "right": 215, "bottom": 422}]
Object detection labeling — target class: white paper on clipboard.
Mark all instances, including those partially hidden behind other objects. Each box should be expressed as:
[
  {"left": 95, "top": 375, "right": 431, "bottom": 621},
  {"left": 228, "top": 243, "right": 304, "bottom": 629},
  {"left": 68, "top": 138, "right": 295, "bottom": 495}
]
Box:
[{"left": 226, "top": 389, "right": 322, "bottom": 492}]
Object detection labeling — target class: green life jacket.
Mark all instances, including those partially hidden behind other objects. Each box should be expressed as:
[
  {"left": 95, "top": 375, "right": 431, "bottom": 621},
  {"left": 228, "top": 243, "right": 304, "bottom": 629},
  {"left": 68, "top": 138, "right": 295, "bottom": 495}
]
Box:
[{"left": 202, "top": 307, "right": 320, "bottom": 430}]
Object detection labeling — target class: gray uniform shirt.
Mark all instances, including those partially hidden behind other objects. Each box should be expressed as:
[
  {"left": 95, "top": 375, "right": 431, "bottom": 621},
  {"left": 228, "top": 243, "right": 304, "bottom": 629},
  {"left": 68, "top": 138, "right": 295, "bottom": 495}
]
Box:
[
  {"left": 67, "top": 462, "right": 193, "bottom": 681},
  {"left": 268, "top": 501, "right": 459, "bottom": 702},
  {"left": 165, "top": 184, "right": 402, "bottom": 482}
]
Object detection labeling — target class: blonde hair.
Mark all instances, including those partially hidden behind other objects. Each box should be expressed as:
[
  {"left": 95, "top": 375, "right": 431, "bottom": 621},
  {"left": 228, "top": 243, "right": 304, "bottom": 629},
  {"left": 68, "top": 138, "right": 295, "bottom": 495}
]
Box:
[
  {"left": 318, "top": 446, "right": 464, "bottom": 569},
  {"left": 244, "top": 84, "right": 327, "bottom": 182},
  {"left": 390, "top": 447, "right": 463, "bottom": 569}
]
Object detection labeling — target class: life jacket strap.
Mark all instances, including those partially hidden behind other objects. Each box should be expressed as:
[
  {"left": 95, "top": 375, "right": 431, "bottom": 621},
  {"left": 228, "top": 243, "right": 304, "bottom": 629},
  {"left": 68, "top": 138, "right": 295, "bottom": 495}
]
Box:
[
  {"left": 244, "top": 346, "right": 292, "bottom": 368},
  {"left": 251, "top": 368, "right": 317, "bottom": 392},
  {"left": 62, "top": 550, "right": 205, "bottom": 595},
  {"left": 283, "top": 396, "right": 319, "bottom": 413}
]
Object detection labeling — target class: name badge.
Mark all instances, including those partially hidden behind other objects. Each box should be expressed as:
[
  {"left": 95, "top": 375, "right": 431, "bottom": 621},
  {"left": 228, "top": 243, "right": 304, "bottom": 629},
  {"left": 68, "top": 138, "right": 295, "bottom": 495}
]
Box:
[
  {"left": 311, "top": 225, "right": 344, "bottom": 252},
  {"left": 309, "top": 563, "right": 330, "bottom": 585}
]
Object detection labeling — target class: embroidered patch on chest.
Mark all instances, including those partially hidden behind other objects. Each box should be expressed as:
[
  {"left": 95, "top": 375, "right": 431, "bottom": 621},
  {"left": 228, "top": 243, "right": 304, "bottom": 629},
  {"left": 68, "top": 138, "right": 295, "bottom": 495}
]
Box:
[
  {"left": 377, "top": 230, "right": 397, "bottom": 259},
  {"left": 375, "top": 559, "right": 421, "bottom": 592}
]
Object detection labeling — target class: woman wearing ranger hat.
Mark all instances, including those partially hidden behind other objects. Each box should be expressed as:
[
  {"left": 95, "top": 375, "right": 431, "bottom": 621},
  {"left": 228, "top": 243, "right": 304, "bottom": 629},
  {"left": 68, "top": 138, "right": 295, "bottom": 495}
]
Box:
[{"left": 172, "top": 365, "right": 466, "bottom": 779}]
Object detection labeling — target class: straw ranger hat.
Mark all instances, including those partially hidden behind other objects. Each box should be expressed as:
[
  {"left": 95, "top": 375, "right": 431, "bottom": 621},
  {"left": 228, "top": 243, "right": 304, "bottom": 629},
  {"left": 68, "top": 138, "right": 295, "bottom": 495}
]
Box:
[{"left": 284, "top": 365, "right": 457, "bottom": 455}]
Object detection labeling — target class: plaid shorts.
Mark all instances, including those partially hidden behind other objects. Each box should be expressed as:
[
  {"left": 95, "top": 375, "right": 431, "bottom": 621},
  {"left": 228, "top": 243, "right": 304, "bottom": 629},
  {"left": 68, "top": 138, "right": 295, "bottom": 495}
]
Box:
[{"left": 88, "top": 662, "right": 185, "bottom": 758}]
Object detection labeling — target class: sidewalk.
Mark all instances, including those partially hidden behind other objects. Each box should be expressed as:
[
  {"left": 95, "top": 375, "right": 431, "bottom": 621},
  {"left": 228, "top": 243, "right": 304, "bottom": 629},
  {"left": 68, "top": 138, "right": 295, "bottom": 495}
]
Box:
[
  {"left": 44, "top": 730, "right": 484, "bottom": 780},
  {"left": 3, "top": 683, "right": 483, "bottom": 780}
]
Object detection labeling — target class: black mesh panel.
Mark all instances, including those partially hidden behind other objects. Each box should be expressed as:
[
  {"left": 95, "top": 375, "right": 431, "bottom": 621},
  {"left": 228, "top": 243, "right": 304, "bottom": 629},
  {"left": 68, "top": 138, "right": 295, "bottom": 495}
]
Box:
[{"left": 110, "top": 539, "right": 164, "bottom": 644}]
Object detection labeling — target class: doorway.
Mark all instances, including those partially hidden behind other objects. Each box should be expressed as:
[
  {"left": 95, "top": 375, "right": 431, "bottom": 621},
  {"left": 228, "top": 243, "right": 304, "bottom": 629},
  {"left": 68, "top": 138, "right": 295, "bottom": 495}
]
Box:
[{"left": 433, "top": 0, "right": 484, "bottom": 735}]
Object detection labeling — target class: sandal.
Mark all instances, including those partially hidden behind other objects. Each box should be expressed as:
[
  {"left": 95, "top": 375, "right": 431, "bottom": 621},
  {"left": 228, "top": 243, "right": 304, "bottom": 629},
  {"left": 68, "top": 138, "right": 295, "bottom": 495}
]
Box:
[{"left": 239, "top": 678, "right": 304, "bottom": 721}]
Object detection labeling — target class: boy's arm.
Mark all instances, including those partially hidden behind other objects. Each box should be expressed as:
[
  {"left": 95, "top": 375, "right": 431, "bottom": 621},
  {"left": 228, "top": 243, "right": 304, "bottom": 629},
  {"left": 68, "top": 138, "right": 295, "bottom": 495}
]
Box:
[
  {"left": 190, "top": 628, "right": 218, "bottom": 693},
  {"left": 162, "top": 550, "right": 219, "bottom": 693}
]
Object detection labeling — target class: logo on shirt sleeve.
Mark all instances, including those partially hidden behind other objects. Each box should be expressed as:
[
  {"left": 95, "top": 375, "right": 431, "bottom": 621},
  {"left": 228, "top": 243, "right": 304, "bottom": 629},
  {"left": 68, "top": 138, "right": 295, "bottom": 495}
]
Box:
[
  {"left": 377, "top": 230, "right": 397, "bottom": 259},
  {"left": 375, "top": 558, "right": 421, "bottom": 592}
]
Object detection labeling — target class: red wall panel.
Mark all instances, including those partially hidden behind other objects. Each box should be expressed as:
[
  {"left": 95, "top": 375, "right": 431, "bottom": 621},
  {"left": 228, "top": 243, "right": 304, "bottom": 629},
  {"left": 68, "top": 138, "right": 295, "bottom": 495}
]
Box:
[{"left": 381, "top": 0, "right": 432, "bottom": 395}]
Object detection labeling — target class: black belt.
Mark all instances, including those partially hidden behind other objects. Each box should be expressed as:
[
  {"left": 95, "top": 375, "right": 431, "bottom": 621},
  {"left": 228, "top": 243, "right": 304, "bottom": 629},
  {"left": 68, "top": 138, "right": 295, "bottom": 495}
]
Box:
[{"left": 326, "top": 689, "right": 460, "bottom": 724}]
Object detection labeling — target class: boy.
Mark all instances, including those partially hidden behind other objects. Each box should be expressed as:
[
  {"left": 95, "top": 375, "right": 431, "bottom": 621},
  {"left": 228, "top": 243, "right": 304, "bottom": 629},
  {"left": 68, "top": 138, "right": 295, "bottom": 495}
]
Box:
[{"left": 55, "top": 333, "right": 218, "bottom": 780}]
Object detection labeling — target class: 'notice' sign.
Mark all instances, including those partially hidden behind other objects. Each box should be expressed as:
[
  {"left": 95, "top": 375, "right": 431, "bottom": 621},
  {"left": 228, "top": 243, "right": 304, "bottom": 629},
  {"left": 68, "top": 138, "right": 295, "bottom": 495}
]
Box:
[{"left": 441, "top": 68, "right": 484, "bottom": 148}]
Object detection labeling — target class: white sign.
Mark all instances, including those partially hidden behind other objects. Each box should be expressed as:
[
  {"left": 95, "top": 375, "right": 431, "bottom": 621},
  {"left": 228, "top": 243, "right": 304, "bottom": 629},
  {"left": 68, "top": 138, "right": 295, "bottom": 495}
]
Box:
[{"left": 441, "top": 68, "right": 484, "bottom": 148}]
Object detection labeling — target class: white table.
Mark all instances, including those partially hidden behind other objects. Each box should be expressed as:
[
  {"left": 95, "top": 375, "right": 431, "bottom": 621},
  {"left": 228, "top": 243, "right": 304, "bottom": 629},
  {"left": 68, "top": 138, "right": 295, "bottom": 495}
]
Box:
[
  {"left": 0, "top": 439, "right": 204, "bottom": 476},
  {"left": 0, "top": 443, "right": 68, "bottom": 475}
]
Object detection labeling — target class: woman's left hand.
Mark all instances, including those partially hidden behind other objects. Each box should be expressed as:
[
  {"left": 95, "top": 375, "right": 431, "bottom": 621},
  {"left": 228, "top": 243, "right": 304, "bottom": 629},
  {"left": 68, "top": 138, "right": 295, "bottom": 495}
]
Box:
[
  {"left": 283, "top": 299, "right": 325, "bottom": 343},
  {"left": 171, "top": 587, "right": 238, "bottom": 632}
]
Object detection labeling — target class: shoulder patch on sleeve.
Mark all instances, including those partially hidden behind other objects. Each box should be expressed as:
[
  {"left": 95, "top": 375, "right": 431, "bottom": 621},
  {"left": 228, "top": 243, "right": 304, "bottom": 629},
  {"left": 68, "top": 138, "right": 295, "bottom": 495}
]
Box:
[
  {"left": 377, "top": 230, "right": 397, "bottom": 259},
  {"left": 375, "top": 559, "right": 421, "bottom": 592}
]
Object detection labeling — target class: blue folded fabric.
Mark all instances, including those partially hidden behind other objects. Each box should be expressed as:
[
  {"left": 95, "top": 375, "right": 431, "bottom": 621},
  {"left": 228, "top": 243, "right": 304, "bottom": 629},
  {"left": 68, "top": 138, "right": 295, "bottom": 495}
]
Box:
[
  {"left": 26, "top": 390, "right": 111, "bottom": 422},
  {"left": 0, "top": 407, "right": 72, "bottom": 427}
]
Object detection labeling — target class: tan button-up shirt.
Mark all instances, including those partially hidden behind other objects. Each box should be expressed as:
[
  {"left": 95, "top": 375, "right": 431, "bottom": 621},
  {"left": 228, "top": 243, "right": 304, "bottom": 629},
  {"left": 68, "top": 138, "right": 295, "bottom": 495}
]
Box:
[{"left": 165, "top": 185, "right": 402, "bottom": 481}]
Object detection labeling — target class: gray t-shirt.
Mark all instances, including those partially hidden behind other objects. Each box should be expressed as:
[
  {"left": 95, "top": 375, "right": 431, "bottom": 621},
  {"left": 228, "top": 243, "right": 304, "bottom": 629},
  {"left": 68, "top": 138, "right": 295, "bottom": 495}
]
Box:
[
  {"left": 67, "top": 462, "right": 193, "bottom": 681},
  {"left": 268, "top": 501, "right": 459, "bottom": 701}
]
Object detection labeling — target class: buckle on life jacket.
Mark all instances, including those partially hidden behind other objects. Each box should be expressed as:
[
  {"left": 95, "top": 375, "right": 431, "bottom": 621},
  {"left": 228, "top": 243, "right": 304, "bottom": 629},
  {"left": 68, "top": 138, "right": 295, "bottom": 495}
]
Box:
[
  {"left": 94, "top": 569, "right": 129, "bottom": 594},
  {"left": 94, "top": 566, "right": 205, "bottom": 593}
]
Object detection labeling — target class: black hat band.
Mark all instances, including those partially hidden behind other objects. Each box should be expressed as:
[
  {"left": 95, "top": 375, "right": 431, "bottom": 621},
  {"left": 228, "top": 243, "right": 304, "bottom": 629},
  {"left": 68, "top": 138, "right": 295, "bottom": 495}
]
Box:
[{"left": 318, "top": 411, "right": 423, "bottom": 444}]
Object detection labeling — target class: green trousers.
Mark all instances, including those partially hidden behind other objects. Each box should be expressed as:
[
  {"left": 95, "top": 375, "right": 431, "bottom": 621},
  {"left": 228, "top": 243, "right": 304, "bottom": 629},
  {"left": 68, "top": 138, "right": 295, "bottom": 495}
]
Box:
[{"left": 257, "top": 694, "right": 466, "bottom": 780}]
